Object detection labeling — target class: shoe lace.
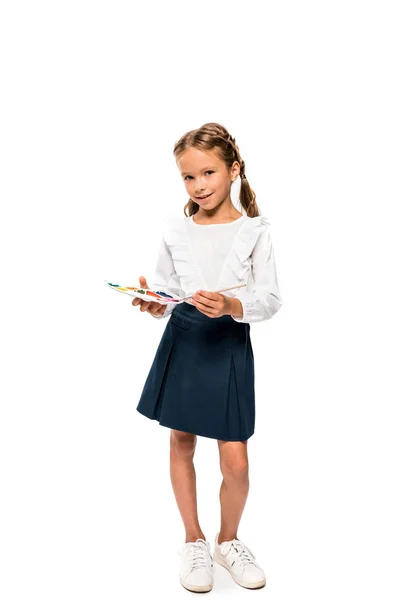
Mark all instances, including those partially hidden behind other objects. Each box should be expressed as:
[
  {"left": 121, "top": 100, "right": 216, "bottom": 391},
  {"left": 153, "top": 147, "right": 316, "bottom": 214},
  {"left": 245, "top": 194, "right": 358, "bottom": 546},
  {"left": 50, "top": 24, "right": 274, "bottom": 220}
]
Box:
[
  {"left": 223, "top": 539, "right": 257, "bottom": 567},
  {"left": 179, "top": 539, "right": 212, "bottom": 571}
]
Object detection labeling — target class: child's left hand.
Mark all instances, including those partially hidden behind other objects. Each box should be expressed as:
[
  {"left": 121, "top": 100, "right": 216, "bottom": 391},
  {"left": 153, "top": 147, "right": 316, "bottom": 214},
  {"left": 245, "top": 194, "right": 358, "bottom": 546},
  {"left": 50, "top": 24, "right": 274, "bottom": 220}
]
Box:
[{"left": 191, "top": 290, "right": 232, "bottom": 318}]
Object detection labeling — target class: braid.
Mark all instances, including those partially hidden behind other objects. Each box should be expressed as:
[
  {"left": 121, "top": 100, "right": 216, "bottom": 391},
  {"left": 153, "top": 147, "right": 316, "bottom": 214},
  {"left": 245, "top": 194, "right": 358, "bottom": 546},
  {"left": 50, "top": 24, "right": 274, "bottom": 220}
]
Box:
[
  {"left": 226, "top": 134, "right": 255, "bottom": 204},
  {"left": 226, "top": 134, "right": 246, "bottom": 179}
]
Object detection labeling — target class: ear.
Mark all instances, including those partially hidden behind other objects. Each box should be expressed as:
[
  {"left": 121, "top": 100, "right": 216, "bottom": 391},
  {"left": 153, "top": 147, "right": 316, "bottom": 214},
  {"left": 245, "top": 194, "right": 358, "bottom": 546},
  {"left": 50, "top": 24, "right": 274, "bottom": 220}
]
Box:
[{"left": 230, "top": 160, "right": 241, "bottom": 181}]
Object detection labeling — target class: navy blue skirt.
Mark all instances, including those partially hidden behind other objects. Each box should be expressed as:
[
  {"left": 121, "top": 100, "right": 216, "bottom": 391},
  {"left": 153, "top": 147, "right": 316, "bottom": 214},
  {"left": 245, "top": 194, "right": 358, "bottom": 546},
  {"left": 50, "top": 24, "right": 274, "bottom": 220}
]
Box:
[{"left": 136, "top": 302, "right": 255, "bottom": 442}]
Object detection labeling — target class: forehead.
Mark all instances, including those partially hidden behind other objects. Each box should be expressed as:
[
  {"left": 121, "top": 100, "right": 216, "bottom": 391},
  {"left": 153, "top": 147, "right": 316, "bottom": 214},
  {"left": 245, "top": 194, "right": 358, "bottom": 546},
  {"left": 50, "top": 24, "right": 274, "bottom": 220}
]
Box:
[{"left": 177, "top": 147, "right": 224, "bottom": 175}]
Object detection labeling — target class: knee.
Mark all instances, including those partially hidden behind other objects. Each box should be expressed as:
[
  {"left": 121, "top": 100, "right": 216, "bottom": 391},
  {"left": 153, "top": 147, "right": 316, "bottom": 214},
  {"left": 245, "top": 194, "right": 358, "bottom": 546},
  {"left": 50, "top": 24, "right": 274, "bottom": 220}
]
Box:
[
  {"left": 170, "top": 429, "right": 197, "bottom": 459},
  {"left": 220, "top": 456, "right": 249, "bottom": 480}
]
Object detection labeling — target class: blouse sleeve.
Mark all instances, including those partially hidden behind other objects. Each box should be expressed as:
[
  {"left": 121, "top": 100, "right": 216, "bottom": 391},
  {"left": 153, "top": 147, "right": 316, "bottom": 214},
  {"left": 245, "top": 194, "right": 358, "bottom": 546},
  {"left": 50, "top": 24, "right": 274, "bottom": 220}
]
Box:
[
  {"left": 231, "top": 224, "right": 283, "bottom": 324},
  {"left": 149, "top": 232, "right": 182, "bottom": 320}
]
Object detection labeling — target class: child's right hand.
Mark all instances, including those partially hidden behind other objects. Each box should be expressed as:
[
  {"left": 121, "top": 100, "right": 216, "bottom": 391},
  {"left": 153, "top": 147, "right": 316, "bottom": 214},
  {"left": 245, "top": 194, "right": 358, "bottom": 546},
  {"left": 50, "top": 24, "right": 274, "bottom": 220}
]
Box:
[{"left": 131, "top": 276, "right": 167, "bottom": 317}]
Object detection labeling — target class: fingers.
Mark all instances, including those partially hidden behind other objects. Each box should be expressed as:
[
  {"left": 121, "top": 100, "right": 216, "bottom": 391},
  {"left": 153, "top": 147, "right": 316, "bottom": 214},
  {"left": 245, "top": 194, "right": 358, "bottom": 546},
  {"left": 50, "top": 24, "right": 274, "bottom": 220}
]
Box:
[
  {"left": 132, "top": 297, "right": 165, "bottom": 315},
  {"left": 131, "top": 276, "right": 150, "bottom": 308},
  {"left": 131, "top": 297, "right": 147, "bottom": 308},
  {"left": 144, "top": 301, "right": 167, "bottom": 315},
  {"left": 132, "top": 297, "right": 144, "bottom": 307},
  {"left": 192, "top": 291, "right": 223, "bottom": 314},
  {"left": 191, "top": 295, "right": 208, "bottom": 309},
  {"left": 132, "top": 277, "right": 166, "bottom": 315},
  {"left": 138, "top": 275, "right": 149, "bottom": 289},
  {"left": 149, "top": 305, "right": 165, "bottom": 316}
]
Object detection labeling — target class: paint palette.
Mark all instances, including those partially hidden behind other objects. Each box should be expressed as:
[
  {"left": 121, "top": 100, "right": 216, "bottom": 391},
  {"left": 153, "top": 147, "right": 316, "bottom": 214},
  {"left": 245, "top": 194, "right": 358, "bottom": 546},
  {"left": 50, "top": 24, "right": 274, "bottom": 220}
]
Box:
[{"left": 104, "top": 281, "right": 185, "bottom": 305}]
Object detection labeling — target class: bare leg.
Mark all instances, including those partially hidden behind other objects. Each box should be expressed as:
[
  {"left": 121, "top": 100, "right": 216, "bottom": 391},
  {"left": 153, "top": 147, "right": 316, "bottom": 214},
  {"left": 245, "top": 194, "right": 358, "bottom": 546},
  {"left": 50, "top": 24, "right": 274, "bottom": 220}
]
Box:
[
  {"left": 170, "top": 429, "right": 206, "bottom": 543},
  {"left": 217, "top": 440, "right": 249, "bottom": 544}
]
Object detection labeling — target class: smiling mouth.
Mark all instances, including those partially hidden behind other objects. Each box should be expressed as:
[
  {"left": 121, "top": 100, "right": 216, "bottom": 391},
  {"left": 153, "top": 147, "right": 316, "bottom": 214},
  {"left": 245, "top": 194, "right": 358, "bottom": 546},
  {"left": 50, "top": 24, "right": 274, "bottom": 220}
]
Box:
[{"left": 196, "top": 193, "right": 213, "bottom": 200}]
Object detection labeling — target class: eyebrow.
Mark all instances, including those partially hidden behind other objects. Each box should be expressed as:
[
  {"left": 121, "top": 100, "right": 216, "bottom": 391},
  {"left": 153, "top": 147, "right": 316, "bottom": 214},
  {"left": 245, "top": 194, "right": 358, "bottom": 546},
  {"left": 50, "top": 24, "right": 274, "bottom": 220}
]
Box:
[{"left": 181, "top": 167, "right": 216, "bottom": 176}]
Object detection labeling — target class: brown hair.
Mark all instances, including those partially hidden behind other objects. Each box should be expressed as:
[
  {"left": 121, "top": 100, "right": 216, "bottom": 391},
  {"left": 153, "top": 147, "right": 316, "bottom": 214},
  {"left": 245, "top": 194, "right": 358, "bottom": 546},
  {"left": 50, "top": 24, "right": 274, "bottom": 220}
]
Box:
[{"left": 173, "top": 122, "right": 260, "bottom": 218}]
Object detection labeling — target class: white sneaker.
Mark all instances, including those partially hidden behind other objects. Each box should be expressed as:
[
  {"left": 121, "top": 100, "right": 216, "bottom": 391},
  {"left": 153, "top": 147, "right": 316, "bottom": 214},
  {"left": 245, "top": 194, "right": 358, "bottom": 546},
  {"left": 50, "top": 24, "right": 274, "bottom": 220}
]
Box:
[
  {"left": 179, "top": 538, "right": 214, "bottom": 593},
  {"left": 213, "top": 533, "right": 266, "bottom": 589}
]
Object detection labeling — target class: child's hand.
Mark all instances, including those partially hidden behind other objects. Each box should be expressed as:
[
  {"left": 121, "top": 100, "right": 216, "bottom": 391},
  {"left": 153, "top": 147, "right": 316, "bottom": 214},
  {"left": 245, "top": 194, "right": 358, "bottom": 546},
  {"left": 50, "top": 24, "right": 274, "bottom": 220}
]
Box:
[
  {"left": 191, "top": 290, "right": 232, "bottom": 318},
  {"left": 131, "top": 276, "right": 167, "bottom": 317}
]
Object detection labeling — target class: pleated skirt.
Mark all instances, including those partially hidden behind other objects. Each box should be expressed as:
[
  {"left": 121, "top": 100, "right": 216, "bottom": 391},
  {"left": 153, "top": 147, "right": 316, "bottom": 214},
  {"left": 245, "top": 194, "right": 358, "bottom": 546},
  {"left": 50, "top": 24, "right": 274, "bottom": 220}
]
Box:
[{"left": 136, "top": 301, "right": 255, "bottom": 442}]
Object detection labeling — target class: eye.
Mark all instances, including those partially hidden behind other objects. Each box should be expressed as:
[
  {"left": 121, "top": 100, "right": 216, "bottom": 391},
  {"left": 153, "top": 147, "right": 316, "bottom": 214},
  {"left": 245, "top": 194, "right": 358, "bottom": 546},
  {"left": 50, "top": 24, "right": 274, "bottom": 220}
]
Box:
[{"left": 184, "top": 170, "right": 214, "bottom": 181}]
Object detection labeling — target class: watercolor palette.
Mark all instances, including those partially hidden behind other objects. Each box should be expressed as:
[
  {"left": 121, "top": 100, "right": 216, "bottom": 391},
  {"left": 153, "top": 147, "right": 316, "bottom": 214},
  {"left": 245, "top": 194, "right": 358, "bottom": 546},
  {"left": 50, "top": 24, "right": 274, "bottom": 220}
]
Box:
[{"left": 104, "top": 281, "right": 185, "bottom": 305}]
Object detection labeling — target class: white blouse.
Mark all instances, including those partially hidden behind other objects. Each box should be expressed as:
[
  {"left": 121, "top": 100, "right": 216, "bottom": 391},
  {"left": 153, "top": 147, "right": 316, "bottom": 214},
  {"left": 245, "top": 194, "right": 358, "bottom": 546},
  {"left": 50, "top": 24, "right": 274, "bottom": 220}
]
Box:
[{"left": 149, "top": 212, "right": 283, "bottom": 324}]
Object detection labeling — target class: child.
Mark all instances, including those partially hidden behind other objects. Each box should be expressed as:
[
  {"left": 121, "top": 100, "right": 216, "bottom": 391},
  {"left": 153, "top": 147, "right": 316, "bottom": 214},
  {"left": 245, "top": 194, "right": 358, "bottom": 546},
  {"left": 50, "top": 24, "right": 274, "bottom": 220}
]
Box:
[{"left": 133, "top": 122, "right": 283, "bottom": 593}]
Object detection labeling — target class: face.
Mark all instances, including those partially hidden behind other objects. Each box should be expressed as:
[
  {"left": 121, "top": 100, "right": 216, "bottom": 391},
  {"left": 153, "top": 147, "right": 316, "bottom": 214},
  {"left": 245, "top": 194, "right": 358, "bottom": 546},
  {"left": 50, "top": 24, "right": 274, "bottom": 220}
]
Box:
[{"left": 176, "top": 147, "right": 240, "bottom": 211}]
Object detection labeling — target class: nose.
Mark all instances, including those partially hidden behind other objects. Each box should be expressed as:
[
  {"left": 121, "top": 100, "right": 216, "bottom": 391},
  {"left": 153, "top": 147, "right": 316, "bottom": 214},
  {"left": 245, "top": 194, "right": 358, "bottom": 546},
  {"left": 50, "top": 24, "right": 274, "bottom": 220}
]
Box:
[{"left": 194, "top": 178, "right": 206, "bottom": 194}]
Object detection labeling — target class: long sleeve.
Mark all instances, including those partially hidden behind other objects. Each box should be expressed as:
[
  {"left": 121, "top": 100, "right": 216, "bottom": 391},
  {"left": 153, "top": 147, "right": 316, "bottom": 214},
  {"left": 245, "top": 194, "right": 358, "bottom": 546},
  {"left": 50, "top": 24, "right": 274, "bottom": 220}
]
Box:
[
  {"left": 231, "top": 225, "right": 283, "bottom": 324},
  {"left": 149, "top": 232, "right": 183, "bottom": 320}
]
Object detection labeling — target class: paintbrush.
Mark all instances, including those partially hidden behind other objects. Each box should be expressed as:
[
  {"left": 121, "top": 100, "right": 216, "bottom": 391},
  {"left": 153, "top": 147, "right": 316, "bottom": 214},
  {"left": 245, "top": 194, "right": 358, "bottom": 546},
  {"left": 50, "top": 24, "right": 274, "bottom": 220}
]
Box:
[{"left": 151, "top": 282, "right": 247, "bottom": 302}]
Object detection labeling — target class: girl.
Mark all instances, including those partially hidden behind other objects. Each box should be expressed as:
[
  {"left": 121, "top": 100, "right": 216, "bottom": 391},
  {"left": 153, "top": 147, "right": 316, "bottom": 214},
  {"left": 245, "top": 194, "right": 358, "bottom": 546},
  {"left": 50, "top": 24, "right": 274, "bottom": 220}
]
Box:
[{"left": 133, "top": 122, "right": 283, "bottom": 593}]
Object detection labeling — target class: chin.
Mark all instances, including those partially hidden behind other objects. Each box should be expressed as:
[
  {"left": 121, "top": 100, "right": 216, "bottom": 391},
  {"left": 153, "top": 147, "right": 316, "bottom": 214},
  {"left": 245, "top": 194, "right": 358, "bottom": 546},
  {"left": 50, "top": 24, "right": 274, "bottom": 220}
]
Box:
[
  {"left": 193, "top": 198, "right": 220, "bottom": 210},
  {"left": 197, "top": 204, "right": 215, "bottom": 212}
]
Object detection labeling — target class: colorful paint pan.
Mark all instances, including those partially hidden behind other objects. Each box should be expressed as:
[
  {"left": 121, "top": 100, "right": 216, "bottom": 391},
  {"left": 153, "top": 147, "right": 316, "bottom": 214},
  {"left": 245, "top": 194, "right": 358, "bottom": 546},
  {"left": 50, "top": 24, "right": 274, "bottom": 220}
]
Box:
[{"left": 104, "top": 281, "right": 184, "bottom": 305}]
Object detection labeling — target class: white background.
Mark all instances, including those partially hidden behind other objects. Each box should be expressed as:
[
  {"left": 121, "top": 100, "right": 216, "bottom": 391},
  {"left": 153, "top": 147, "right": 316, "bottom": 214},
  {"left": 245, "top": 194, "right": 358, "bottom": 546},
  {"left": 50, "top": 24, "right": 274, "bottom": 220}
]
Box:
[{"left": 1, "top": 1, "right": 399, "bottom": 598}]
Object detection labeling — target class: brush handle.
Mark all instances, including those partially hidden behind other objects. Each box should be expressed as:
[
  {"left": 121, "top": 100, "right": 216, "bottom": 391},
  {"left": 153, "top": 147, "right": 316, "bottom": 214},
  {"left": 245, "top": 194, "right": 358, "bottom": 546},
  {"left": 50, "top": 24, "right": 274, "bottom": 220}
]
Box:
[
  {"left": 213, "top": 283, "right": 247, "bottom": 294},
  {"left": 179, "top": 283, "right": 247, "bottom": 302}
]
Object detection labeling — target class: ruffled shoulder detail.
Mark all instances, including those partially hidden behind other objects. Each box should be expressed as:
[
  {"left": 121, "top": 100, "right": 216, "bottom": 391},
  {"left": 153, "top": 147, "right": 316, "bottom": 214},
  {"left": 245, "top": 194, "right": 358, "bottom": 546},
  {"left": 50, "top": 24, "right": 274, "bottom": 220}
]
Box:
[
  {"left": 162, "top": 213, "right": 271, "bottom": 296},
  {"left": 163, "top": 214, "right": 206, "bottom": 294},
  {"left": 216, "top": 215, "right": 270, "bottom": 291}
]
